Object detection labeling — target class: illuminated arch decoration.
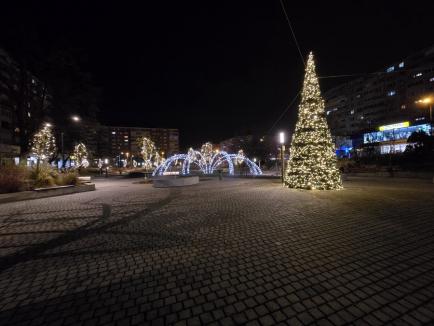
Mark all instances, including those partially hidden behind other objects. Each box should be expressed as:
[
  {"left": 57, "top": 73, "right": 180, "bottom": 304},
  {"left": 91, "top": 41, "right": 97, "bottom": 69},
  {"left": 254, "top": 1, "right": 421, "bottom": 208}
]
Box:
[{"left": 153, "top": 143, "right": 262, "bottom": 176}]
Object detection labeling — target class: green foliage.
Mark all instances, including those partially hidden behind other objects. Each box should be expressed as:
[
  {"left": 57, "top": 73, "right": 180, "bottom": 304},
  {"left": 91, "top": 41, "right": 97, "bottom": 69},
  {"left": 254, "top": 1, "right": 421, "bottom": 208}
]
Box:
[
  {"left": 55, "top": 171, "right": 78, "bottom": 186},
  {"left": 0, "top": 165, "right": 28, "bottom": 193},
  {"left": 30, "top": 164, "right": 56, "bottom": 188},
  {"left": 29, "top": 165, "right": 80, "bottom": 188},
  {"left": 407, "top": 131, "right": 434, "bottom": 153}
]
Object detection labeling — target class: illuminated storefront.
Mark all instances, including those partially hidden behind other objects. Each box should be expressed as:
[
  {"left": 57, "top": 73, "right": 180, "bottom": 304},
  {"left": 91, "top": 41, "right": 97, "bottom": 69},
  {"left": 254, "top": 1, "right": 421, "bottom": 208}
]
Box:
[{"left": 362, "top": 122, "right": 432, "bottom": 154}]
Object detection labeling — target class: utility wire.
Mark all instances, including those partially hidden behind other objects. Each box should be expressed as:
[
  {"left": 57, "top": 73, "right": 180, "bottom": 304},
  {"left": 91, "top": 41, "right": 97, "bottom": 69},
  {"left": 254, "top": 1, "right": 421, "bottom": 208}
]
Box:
[
  {"left": 267, "top": 90, "right": 301, "bottom": 134},
  {"left": 318, "top": 67, "right": 421, "bottom": 79},
  {"left": 279, "top": 0, "right": 305, "bottom": 67}
]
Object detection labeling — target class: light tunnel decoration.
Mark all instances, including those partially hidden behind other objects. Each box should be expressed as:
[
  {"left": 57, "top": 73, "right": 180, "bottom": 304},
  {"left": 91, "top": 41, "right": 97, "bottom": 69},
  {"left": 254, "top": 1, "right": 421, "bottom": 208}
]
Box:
[{"left": 153, "top": 145, "right": 262, "bottom": 176}]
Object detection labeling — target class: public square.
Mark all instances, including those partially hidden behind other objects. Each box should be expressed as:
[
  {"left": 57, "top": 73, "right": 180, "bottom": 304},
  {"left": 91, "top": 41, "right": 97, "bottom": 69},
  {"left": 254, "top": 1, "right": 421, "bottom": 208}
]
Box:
[{"left": 1, "top": 177, "right": 434, "bottom": 325}]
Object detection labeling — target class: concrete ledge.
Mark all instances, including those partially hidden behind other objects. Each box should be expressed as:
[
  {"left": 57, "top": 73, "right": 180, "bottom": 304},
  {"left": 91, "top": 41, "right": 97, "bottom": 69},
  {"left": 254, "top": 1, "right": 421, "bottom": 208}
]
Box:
[
  {"left": 345, "top": 172, "right": 434, "bottom": 180},
  {"left": 0, "top": 184, "right": 96, "bottom": 204},
  {"left": 153, "top": 176, "right": 199, "bottom": 188}
]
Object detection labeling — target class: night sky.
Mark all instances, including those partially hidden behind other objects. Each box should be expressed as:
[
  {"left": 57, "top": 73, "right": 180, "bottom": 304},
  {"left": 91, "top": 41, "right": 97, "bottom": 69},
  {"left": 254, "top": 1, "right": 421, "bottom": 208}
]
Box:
[{"left": 1, "top": 1, "right": 433, "bottom": 148}]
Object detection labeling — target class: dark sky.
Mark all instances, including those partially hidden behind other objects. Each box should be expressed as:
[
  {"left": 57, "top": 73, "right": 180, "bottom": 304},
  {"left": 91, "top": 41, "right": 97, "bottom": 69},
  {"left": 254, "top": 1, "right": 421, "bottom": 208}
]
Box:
[{"left": 1, "top": 1, "right": 434, "bottom": 148}]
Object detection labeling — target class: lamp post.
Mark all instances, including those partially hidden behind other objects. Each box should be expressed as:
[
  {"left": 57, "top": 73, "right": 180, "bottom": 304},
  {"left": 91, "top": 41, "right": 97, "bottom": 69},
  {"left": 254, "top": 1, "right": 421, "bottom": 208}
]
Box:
[
  {"left": 60, "top": 115, "right": 81, "bottom": 169},
  {"left": 279, "top": 132, "right": 285, "bottom": 184},
  {"left": 415, "top": 97, "right": 433, "bottom": 134}
]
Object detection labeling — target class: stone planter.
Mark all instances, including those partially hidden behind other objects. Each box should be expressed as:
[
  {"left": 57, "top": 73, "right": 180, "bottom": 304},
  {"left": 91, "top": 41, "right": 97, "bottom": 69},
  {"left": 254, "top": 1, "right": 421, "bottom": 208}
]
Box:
[{"left": 0, "top": 183, "right": 96, "bottom": 204}]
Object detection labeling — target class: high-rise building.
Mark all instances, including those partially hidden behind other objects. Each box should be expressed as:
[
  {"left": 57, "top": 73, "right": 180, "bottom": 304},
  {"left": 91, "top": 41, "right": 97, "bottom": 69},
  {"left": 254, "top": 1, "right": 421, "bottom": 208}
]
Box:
[
  {"left": 106, "top": 126, "right": 179, "bottom": 158},
  {"left": 324, "top": 45, "right": 434, "bottom": 137},
  {"left": 0, "top": 48, "right": 51, "bottom": 163}
]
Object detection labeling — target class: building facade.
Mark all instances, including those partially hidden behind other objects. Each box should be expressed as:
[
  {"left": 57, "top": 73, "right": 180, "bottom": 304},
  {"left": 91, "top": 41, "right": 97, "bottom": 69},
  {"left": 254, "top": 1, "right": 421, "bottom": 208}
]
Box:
[
  {"left": 106, "top": 126, "right": 179, "bottom": 158},
  {"left": 324, "top": 45, "right": 434, "bottom": 137},
  {"left": 0, "top": 48, "right": 51, "bottom": 163},
  {"left": 324, "top": 45, "right": 434, "bottom": 155}
]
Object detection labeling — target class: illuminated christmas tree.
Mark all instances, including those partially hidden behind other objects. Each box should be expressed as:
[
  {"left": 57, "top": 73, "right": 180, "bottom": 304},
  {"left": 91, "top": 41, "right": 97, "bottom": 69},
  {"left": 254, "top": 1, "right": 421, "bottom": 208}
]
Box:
[
  {"left": 137, "top": 137, "right": 157, "bottom": 170},
  {"left": 30, "top": 125, "right": 56, "bottom": 170},
  {"left": 72, "top": 143, "right": 89, "bottom": 169},
  {"left": 285, "top": 52, "right": 342, "bottom": 190}
]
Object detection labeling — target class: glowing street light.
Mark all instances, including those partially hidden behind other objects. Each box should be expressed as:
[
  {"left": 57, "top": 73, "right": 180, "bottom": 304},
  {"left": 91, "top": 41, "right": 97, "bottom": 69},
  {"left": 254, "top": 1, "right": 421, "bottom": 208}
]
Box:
[
  {"left": 278, "top": 132, "right": 285, "bottom": 184},
  {"left": 71, "top": 115, "right": 81, "bottom": 122},
  {"left": 45, "top": 122, "right": 52, "bottom": 128},
  {"left": 415, "top": 96, "right": 433, "bottom": 123},
  {"left": 279, "top": 132, "right": 285, "bottom": 144}
]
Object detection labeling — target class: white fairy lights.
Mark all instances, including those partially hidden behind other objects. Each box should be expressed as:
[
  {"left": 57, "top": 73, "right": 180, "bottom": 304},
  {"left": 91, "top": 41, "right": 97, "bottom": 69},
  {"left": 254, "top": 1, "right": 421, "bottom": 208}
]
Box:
[
  {"left": 285, "top": 52, "right": 342, "bottom": 190},
  {"left": 30, "top": 124, "right": 57, "bottom": 163},
  {"left": 153, "top": 143, "right": 262, "bottom": 176},
  {"left": 137, "top": 137, "right": 160, "bottom": 170},
  {"left": 72, "top": 142, "right": 89, "bottom": 168}
]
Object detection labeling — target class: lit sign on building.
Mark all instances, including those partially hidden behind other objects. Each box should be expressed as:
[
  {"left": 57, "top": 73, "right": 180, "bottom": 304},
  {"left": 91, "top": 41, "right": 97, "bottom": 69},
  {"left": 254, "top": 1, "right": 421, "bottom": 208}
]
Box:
[
  {"left": 378, "top": 121, "right": 410, "bottom": 131},
  {"left": 364, "top": 123, "right": 431, "bottom": 144}
]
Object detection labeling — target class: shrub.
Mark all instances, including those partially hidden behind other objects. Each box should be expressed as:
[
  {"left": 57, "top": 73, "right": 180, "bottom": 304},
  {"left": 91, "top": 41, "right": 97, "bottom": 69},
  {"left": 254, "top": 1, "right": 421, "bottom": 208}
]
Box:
[
  {"left": 56, "top": 171, "right": 78, "bottom": 186},
  {"left": 29, "top": 164, "right": 57, "bottom": 188},
  {"left": 0, "top": 164, "right": 27, "bottom": 194}
]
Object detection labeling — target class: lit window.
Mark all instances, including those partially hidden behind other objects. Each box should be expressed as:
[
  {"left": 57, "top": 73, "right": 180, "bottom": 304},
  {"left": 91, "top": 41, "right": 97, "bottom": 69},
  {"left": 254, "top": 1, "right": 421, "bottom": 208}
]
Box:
[
  {"left": 401, "top": 104, "right": 406, "bottom": 109},
  {"left": 398, "top": 61, "right": 404, "bottom": 68},
  {"left": 387, "top": 90, "right": 396, "bottom": 96},
  {"left": 112, "top": 131, "right": 116, "bottom": 135},
  {"left": 350, "top": 109, "right": 355, "bottom": 115},
  {"left": 430, "top": 77, "right": 434, "bottom": 82},
  {"left": 386, "top": 66, "right": 394, "bottom": 73},
  {"left": 27, "top": 111, "right": 31, "bottom": 117}
]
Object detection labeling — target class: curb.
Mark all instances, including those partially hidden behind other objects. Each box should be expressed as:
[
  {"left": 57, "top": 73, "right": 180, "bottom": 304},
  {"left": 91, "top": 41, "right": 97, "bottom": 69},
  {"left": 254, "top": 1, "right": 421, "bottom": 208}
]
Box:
[{"left": 0, "top": 184, "right": 96, "bottom": 204}]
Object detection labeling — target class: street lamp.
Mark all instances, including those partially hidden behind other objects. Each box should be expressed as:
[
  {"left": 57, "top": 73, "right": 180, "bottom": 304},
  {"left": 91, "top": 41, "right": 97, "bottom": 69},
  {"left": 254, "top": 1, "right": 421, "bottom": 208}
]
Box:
[
  {"left": 60, "top": 115, "right": 82, "bottom": 168},
  {"left": 71, "top": 115, "right": 81, "bottom": 122},
  {"left": 279, "top": 132, "right": 285, "bottom": 184},
  {"left": 415, "top": 97, "right": 433, "bottom": 128}
]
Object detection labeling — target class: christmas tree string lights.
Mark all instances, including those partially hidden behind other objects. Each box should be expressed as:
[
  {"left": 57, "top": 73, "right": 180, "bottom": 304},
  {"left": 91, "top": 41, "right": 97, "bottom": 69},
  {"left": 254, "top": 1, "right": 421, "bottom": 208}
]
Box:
[
  {"left": 285, "top": 52, "right": 342, "bottom": 190},
  {"left": 30, "top": 124, "right": 56, "bottom": 167}
]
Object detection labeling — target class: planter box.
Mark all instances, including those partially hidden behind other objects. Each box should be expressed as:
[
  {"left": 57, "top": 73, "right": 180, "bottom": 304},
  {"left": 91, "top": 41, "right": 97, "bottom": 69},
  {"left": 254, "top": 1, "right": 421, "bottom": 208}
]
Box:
[
  {"left": 78, "top": 176, "right": 92, "bottom": 183},
  {"left": 0, "top": 184, "right": 96, "bottom": 204}
]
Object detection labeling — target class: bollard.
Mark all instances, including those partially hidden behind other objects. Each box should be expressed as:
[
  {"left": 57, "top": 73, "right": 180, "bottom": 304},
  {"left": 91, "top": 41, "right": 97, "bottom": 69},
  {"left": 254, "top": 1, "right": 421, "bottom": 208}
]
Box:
[{"left": 102, "top": 204, "right": 111, "bottom": 218}]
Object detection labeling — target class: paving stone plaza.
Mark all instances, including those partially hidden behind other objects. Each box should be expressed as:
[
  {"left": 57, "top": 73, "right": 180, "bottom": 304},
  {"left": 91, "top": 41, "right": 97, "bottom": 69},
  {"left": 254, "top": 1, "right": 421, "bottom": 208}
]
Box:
[{"left": 0, "top": 177, "right": 434, "bottom": 325}]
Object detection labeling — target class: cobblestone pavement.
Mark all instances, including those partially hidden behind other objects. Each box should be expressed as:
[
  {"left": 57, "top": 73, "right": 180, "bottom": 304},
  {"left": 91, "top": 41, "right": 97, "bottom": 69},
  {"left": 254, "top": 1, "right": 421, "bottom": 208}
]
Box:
[{"left": 0, "top": 177, "right": 434, "bottom": 326}]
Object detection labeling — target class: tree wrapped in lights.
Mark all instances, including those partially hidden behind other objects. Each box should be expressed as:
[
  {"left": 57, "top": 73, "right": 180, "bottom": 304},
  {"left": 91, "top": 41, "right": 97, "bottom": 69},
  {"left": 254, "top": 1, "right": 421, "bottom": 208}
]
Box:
[
  {"left": 200, "top": 142, "right": 213, "bottom": 164},
  {"left": 153, "top": 152, "right": 165, "bottom": 167},
  {"left": 285, "top": 52, "right": 342, "bottom": 190},
  {"left": 30, "top": 125, "right": 56, "bottom": 171},
  {"left": 72, "top": 143, "right": 89, "bottom": 169},
  {"left": 236, "top": 149, "right": 245, "bottom": 165},
  {"left": 137, "top": 137, "right": 157, "bottom": 170}
]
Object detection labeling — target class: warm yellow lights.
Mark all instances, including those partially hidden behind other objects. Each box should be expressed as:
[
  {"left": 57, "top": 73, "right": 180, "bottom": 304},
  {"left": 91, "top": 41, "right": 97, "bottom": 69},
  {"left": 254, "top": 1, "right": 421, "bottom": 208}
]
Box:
[
  {"left": 416, "top": 97, "right": 432, "bottom": 105},
  {"left": 31, "top": 125, "right": 57, "bottom": 162},
  {"left": 379, "top": 121, "right": 410, "bottom": 131},
  {"left": 284, "top": 52, "right": 342, "bottom": 190}
]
